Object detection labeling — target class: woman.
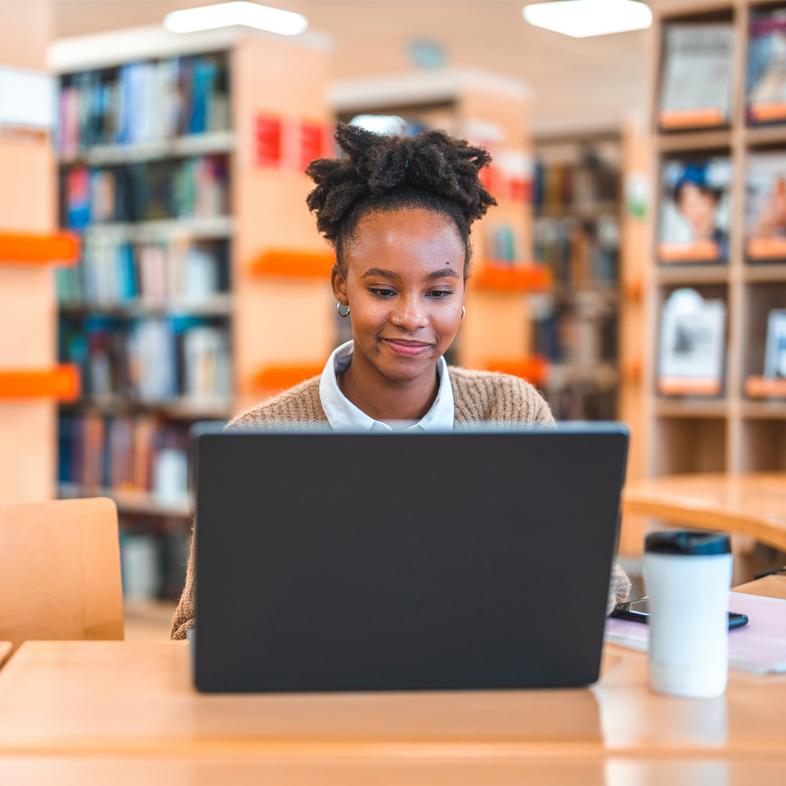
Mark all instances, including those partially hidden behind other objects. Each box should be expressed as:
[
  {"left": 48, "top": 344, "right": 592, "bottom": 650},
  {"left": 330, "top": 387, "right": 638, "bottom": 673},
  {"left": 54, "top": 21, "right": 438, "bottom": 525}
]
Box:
[{"left": 171, "top": 123, "right": 630, "bottom": 639}]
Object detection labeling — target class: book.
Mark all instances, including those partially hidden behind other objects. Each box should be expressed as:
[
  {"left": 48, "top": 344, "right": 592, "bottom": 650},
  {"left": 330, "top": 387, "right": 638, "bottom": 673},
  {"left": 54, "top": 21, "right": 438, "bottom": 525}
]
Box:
[
  {"left": 747, "top": 9, "right": 786, "bottom": 124},
  {"left": 658, "top": 288, "right": 726, "bottom": 396},
  {"left": 659, "top": 22, "right": 735, "bottom": 129},
  {"left": 746, "top": 152, "right": 786, "bottom": 260},
  {"left": 659, "top": 158, "right": 731, "bottom": 263},
  {"left": 765, "top": 309, "right": 786, "bottom": 379}
]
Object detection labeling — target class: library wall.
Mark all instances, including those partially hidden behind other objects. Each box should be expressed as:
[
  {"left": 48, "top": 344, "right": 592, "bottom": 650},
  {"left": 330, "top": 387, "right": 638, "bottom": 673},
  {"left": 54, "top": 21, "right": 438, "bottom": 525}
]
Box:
[{"left": 0, "top": 0, "right": 58, "bottom": 502}]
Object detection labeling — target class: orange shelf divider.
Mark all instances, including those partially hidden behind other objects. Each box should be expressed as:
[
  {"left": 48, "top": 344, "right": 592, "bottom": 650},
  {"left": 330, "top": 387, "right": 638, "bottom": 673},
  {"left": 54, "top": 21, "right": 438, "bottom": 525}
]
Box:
[
  {"left": 252, "top": 363, "right": 323, "bottom": 393},
  {"left": 0, "top": 231, "right": 80, "bottom": 266},
  {"left": 248, "top": 249, "right": 335, "bottom": 279},
  {"left": 745, "top": 376, "right": 786, "bottom": 399},
  {"left": 658, "top": 377, "right": 722, "bottom": 397},
  {"left": 0, "top": 365, "right": 80, "bottom": 401},
  {"left": 473, "top": 263, "right": 551, "bottom": 293},
  {"left": 483, "top": 356, "right": 549, "bottom": 387}
]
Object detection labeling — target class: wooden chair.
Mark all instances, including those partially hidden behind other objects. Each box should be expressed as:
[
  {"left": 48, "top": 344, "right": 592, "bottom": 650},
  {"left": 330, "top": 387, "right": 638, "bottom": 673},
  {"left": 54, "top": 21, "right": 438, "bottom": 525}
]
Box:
[{"left": 0, "top": 498, "right": 124, "bottom": 651}]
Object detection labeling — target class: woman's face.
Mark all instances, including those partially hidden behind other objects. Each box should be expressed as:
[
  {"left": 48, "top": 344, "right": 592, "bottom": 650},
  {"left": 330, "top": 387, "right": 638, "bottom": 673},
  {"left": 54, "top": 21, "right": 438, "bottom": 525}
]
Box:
[{"left": 332, "top": 206, "right": 466, "bottom": 384}]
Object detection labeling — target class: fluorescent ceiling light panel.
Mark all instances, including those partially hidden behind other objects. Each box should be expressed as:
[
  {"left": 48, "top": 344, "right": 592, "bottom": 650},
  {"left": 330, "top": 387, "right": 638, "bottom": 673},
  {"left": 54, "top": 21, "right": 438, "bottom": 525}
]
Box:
[
  {"left": 522, "top": 0, "right": 652, "bottom": 38},
  {"left": 164, "top": 2, "right": 308, "bottom": 36}
]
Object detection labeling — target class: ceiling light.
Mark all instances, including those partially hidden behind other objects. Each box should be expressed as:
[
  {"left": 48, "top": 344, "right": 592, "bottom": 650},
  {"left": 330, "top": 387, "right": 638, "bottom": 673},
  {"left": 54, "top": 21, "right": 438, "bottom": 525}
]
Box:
[
  {"left": 522, "top": 0, "right": 652, "bottom": 38},
  {"left": 164, "top": 2, "right": 308, "bottom": 36}
]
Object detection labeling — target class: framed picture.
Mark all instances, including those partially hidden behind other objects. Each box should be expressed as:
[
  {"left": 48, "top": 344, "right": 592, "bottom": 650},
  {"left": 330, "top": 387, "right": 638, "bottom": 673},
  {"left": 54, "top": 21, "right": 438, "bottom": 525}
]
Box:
[
  {"left": 659, "top": 288, "right": 726, "bottom": 396},
  {"left": 765, "top": 309, "right": 786, "bottom": 379}
]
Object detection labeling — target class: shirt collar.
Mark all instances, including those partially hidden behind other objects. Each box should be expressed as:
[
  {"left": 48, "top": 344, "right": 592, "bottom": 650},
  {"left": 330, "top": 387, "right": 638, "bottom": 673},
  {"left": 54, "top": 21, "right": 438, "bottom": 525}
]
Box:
[{"left": 318, "top": 340, "right": 454, "bottom": 432}]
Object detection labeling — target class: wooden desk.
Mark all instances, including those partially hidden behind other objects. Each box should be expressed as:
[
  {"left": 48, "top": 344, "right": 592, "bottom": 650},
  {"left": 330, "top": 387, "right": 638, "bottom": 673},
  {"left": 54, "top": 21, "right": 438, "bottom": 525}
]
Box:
[
  {"left": 623, "top": 473, "right": 786, "bottom": 552},
  {"left": 0, "top": 578, "right": 783, "bottom": 765},
  {"left": 0, "top": 642, "right": 10, "bottom": 669}
]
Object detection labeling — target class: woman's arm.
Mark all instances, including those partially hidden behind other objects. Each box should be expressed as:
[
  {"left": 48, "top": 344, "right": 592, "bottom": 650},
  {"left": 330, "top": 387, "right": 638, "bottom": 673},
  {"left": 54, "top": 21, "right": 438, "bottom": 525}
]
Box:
[{"left": 170, "top": 519, "right": 196, "bottom": 640}]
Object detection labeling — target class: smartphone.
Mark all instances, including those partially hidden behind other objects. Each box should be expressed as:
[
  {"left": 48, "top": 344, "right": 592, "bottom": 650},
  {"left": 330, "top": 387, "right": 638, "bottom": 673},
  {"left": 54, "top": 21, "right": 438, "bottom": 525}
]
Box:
[{"left": 611, "top": 597, "right": 749, "bottom": 630}]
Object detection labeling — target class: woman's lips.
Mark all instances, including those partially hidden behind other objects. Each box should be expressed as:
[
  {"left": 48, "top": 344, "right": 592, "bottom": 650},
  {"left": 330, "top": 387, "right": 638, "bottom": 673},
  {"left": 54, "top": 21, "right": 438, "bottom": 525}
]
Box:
[{"left": 381, "top": 338, "right": 432, "bottom": 357}]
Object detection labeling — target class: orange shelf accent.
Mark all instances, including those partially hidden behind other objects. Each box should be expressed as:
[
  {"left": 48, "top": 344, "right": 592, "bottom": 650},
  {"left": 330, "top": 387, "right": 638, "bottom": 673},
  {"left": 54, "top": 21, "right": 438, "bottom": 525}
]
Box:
[
  {"left": 483, "top": 357, "right": 549, "bottom": 387},
  {"left": 0, "top": 365, "right": 80, "bottom": 401},
  {"left": 658, "top": 108, "right": 726, "bottom": 130},
  {"left": 252, "top": 363, "right": 323, "bottom": 392},
  {"left": 473, "top": 263, "right": 551, "bottom": 292},
  {"left": 749, "top": 103, "right": 786, "bottom": 123},
  {"left": 248, "top": 249, "right": 335, "bottom": 279},
  {"left": 658, "top": 377, "right": 721, "bottom": 397},
  {"left": 747, "top": 237, "right": 786, "bottom": 261},
  {"left": 657, "top": 240, "right": 721, "bottom": 263},
  {"left": 745, "top": 376, "right": 786, "bottom": 399},
  {"left": 0, "top": 231, "right": 80, "bottom": 266}
]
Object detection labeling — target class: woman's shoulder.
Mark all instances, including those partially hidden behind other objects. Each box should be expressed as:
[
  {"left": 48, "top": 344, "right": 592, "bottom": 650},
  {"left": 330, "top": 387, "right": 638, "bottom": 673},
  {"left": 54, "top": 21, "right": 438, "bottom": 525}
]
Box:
[
  {"left": 227, "top": 376, "right": 326, "bottom": 428},
  {"left": 447, "top": 366, "right": 554, "bottom": 424}
]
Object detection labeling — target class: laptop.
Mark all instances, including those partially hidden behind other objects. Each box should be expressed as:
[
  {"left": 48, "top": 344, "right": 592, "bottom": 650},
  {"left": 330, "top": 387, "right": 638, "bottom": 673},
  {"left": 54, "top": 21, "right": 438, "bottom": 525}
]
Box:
[{"left": 193, "top": 424, "right": 628, "bottom": 693}]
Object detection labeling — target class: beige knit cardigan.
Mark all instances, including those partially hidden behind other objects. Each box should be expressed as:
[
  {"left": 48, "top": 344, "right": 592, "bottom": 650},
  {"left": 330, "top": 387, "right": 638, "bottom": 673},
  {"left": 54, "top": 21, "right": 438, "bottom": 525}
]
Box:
[{"left": 170, "top": 368, "right": 630, "bottom": 639}]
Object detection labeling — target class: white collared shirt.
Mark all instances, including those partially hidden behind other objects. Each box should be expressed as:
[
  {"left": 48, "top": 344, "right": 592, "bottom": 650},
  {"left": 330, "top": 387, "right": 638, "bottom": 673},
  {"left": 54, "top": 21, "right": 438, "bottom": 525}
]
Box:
[{"left": 319, "top": 340, "right": 454, "bottom": 432}]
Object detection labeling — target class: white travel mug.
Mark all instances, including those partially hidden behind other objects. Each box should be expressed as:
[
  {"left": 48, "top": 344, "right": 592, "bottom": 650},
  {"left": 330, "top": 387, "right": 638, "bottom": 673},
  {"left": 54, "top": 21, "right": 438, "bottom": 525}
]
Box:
[{"left": 644, "top": 530, "right": 732, "bottom": 699}]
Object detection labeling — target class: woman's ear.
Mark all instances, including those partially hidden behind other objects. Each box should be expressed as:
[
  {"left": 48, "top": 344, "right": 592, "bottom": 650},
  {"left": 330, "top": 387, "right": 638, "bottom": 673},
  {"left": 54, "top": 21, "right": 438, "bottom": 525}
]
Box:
[{"left": 331, "top": 264, "right": 348, "bottom": 305}]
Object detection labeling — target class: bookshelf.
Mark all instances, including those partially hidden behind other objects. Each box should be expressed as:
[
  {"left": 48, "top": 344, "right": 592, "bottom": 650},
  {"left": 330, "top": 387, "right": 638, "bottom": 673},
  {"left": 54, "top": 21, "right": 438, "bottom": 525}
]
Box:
[
  {"left": 331, "top": 69, "right": 548, "bottom": 379},
  {"left": 532, "top": 129, "right": 622, "bottom": 421},
  {"left": 647, "top": 3, "right": 786, "bottom": 491},
  {"left": 52, "top": 25, "right": 333, "bottom": 600}
]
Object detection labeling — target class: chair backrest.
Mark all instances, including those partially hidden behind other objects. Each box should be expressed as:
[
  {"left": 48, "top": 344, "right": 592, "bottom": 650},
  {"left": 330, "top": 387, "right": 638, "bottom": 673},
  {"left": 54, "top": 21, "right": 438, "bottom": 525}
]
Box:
[{"left": 0, "top": 497, "right": 124, "bottom": 650}]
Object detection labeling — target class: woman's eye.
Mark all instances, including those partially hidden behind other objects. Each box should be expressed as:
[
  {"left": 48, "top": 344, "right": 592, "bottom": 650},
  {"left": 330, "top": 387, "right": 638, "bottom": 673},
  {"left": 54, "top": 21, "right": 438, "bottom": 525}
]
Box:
[
  {"left": 429, "top": 290, "right": 453, "bottom": 299},
  {"left": 369, "top": 287, "right": 396, "bottom": 298}
]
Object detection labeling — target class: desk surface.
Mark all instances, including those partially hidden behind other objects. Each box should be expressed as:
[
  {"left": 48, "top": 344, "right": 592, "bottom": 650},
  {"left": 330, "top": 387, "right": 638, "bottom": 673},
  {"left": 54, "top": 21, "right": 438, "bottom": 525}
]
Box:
[
  {"left": 623, "top": 473, "right": 786, "bottom": 552},
  {"left": 0, "top": 577, "right": 783, "bottom": 761}
]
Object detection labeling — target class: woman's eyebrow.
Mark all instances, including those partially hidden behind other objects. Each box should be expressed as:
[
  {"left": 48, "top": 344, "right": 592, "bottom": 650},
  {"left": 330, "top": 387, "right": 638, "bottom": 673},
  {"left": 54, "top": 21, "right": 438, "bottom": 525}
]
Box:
[{"left": 362, "top": 267, "right": 399, "bottom": 280}]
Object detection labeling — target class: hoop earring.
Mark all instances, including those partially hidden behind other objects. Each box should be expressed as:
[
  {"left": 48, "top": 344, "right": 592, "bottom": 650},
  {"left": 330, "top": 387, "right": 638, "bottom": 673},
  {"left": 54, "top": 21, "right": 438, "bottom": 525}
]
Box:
[
  {"left": 461, "top": 306, "right": 466, "bottom": 320},
  {"left": 337, "top": 301, "right": 351, "bottom": 318}
]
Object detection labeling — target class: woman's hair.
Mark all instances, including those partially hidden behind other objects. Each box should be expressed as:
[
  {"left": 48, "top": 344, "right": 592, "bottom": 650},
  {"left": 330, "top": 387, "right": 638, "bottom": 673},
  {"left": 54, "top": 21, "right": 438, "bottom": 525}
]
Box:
[{"left": 305, "top": 122, "right": 496, "bottom": 276}]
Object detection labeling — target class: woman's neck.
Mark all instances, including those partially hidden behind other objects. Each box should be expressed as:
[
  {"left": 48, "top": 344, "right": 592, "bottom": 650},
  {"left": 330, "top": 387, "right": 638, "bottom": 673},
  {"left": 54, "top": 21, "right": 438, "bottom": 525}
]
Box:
[{"left": 338, "top": 347, "right": 439, "bottom": 423}]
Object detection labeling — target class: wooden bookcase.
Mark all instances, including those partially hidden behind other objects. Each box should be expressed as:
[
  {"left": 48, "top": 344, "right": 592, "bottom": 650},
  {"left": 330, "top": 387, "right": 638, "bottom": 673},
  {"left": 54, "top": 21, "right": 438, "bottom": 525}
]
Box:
[
  {"left": 51, "top": 25, "right": 333, "bottom": 599},
  {"left": 647, "top": 1, "right": 786, "bottom": 485},
  {"left": 332, "top": 70, "right": 550, "bottom": 383}
]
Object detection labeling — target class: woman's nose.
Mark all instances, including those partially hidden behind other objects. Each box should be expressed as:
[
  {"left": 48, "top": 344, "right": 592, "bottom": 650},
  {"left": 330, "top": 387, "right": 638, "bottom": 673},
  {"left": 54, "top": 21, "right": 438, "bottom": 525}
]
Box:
[{"left": 392, "top": 298, "right": 428, "bottom": 331}]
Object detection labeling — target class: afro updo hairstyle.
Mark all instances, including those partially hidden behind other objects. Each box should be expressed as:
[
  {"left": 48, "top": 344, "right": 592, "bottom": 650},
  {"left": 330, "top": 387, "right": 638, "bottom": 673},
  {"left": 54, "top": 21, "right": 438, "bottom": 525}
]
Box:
[{"left": 305, "top": 122, "right": 497, "bottom": 278}]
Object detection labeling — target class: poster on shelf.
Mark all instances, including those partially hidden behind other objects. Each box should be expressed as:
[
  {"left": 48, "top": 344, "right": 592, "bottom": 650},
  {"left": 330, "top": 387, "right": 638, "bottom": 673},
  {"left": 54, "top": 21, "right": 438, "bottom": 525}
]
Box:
[
  {"left": 765, "top": 309, "right": 786, "bottom": 379},
  {"left": 658, "top": 158, "right": 731, "bottom": 264},
  {"left": 747, "top": 9, "right": 786, "bottom": 124},
  {"left": 658, "top": 288, "right": 726, "bottom": 396},
  {"left": 659, "top": 22, "right": 734, "bottom": 129},
  {"left": 746, "top": 152, "right": 786, "bottom": 260}
]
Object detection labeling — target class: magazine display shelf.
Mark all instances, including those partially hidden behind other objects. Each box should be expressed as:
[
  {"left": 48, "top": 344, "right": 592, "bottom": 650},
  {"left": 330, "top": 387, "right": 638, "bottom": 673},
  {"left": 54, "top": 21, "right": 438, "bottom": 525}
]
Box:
[
  {"left": 648, "top": 1, "right": 786, "bottom": 484},
  {"left": 52, "top": 25, "right": 333, "bottom": 600}
]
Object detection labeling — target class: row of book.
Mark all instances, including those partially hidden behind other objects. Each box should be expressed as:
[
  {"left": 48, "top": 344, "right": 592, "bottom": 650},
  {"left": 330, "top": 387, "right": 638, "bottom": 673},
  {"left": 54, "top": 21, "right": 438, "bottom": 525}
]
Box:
[
  {"left": 660, "top": 10, "right": 786, "bottom": 128},
  {"left": 121, "top": 529, "right": 189, "bottom": 601},
  {"left": 659, "top": 153, "right": 786, "bottom": 263},
  {"left": 60, "top": 316, "right": 232, "bottom": 403},
  {"left": 58, "top": 53, "right": 230, "bottom": 155},
  {"left": 56, "top": 238, "right": 229, "bottom": 306},
  {"left": 534, "top": 215, "right": 619, "bottom": 287},
  {"left": 58, "top": 411, "right": 192, "bottom": 495},
  {"left": 62, "top": 155, "right": 229, "bottom": 229},
  {"left": 533, "top": 151, "right": 619, "bottom": 214}
]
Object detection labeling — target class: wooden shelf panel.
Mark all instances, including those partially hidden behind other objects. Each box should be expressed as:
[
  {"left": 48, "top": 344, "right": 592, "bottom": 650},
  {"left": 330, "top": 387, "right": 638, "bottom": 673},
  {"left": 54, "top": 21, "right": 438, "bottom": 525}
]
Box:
[
  {"left": 654, "top": 398, "right": 728, "bottom": 419},
  {"left": 59, "top": 131, "right": 234, "bottom": 167},
  {"left": 656, "top": 129, "right": 731, "bottom": 153},
  {"left": 0, "top": 232, "right": 80, "bottom": 266},
  {"left": 61, "top": 395, "right": 232, "bottom": 420},
  {"left": 0, "top": 366, "right": 80, "bottom": 401},
  {"left": 59, "top": 294, "right": 233, "bottom": 319},
  {"left": 252, "top": 363, "right": 323, "bottom": 392},
  {"left": 482, "top": 357, "right": 548, "bottom": 387},
  {"left": 741, "top": 401, "right": 786, "bottom": 420},
  {"left": 472, "top": 264, "right": 551, "bottom": 292},
  {"left": 83, "top": 216, "right": 233, "bottom": 244},
  {"left": 745, "top": 124, "right": 786, "bottom": 147},
  {"left": 248, "top": 249, "right": 335, "bottom": 279},
  {"left": 656, "top": 265, "right": 730, "bottom": 285},
  {"left": 58, "top": 483, "right": 193, "bottom": 519},
  {"left": 743, "top": 263, "right": 786, "bottom": 282}
]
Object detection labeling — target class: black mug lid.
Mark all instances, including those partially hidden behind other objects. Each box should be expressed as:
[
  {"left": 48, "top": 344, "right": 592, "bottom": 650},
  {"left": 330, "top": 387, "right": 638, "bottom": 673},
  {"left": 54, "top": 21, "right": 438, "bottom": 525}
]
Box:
[{"left": 645, "top": 530, "right": 731, "bottom": 556}]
